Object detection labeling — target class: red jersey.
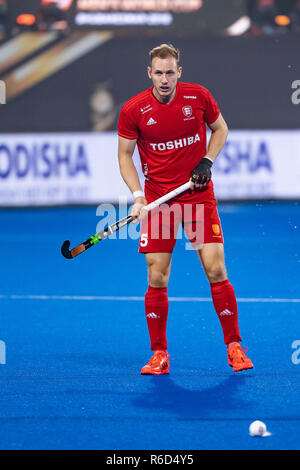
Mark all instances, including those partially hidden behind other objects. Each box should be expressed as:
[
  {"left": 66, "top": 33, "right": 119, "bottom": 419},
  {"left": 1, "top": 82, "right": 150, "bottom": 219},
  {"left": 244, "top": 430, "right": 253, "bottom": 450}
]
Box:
[{"left": 118, "top": 81, "right": 220, "bottom": 202}]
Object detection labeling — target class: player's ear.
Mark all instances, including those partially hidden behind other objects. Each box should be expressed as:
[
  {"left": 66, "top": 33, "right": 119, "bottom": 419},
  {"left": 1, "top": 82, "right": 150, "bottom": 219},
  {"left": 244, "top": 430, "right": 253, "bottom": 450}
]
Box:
[
  {"left": 178, "top": 66, "right": 182, "bottom": 78},
  {"left": 147, "top": 66, "right": 152, "bottom": 79}
]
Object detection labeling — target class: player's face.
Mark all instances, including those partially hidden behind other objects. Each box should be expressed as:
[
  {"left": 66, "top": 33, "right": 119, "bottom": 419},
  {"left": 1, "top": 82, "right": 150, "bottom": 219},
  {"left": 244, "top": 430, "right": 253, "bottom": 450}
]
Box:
[{"left": 147, "top": 57, "right": 182, "bottom": 103}]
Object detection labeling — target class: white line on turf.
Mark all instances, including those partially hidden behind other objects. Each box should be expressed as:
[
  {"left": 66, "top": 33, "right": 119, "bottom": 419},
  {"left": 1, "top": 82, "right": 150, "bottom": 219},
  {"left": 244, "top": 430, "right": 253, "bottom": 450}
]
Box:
[{"left": 0, "top": 295, "right": 299, "bottom": 303}]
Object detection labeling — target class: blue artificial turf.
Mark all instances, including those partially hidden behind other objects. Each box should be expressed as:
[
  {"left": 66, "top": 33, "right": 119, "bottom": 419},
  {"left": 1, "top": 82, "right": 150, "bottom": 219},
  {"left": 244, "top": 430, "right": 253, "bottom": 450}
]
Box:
[{"left": 0, "top": 202, "right": 299, "bottom": 449}]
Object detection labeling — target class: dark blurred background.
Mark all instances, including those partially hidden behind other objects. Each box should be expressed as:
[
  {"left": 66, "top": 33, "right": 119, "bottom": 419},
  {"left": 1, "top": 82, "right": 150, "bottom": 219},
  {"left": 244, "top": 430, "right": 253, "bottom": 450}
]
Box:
[
  {"left": 0, "top": 0, "right": 300, "bottom": 132},
  {"left": 0, "top": 1, "right": 299, "bottom": 204}
]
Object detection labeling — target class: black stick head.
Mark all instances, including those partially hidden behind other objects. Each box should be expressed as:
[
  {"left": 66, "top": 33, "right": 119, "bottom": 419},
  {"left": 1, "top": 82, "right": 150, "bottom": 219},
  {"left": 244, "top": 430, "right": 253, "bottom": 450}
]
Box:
[{"left": 61, "top": 240, "right": 73, "bottom": 259}]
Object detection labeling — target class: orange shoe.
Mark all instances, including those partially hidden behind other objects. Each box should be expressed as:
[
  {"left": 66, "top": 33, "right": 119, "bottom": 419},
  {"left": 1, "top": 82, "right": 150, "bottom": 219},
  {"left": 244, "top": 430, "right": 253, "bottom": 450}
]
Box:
[
  {"left": 227, "top": 343, "right": 254, "bottom": 372},
  {"left": 141, "top": 350, "right": 170, "bottom": 375}
]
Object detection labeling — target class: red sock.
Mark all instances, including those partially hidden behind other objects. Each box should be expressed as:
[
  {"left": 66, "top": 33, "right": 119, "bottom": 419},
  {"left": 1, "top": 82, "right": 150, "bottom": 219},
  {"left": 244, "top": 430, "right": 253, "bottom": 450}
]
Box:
[
  {"left": 145, "top": 285, "right": 169, "bottom": 351},
  {"left": 210, "top": 279, "right": 242, "bottom": 345}
]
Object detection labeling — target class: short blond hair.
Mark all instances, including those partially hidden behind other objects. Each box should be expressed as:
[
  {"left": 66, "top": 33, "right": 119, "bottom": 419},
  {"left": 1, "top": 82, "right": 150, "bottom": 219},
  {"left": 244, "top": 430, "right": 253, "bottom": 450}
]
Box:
[{"left": 149, "top": 43, "right": 180, "bottom": 66}]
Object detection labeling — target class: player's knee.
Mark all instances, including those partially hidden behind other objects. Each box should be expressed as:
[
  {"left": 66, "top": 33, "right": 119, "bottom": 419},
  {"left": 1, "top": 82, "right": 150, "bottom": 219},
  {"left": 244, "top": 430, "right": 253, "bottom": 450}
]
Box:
[
  {"left": 148, "top": 267, "right": 169, "bottom": 287},
  {"left": 206, "top": 263, "right": 227, "bottom": 283}
]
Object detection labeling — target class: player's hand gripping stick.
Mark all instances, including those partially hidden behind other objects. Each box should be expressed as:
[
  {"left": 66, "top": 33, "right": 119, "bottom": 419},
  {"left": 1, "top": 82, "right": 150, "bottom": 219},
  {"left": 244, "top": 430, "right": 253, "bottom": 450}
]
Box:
[
  {"left": 61, "top": 181, "right": 191, "bottom": 259},
  {"left": 190, "top": 156, "right": 213, "bottom": 187}
]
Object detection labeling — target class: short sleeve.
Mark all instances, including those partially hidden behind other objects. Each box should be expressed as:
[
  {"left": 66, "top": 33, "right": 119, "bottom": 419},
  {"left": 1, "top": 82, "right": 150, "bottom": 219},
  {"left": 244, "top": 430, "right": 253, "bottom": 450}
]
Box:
[
  {"left": 118, "top": 104, "right": 139, "bottom": 140},
  {"left": 203, "top": 89, "right": 220, "bottom": 125}
]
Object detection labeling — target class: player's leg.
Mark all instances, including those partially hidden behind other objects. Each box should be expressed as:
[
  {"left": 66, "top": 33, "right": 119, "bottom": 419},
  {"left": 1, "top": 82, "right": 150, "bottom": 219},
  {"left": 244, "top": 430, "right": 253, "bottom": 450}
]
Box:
[
  {"left": 182, "top": 201, "right": 240, "bottom": 345},
  {"left": 196, "top": 242, "right": 241, "bottom": 344},
  {"left": 138, "top": 200, "right": 178, "bottom": 374},
  {"left": 146, "top": 252, "right": 172, "bottom": 288},
  {"left": 196, "top": 241, "right": 227, "bottom": 283},
  {"left": 183, "top": 201, "right": 237, "bottom": 341},
  {"left": 196, "top": 242, "right": 253, "bottom": 371},
  {"left": 145, "top": 252, "right": 172, "bottom": 353},
  {"left": 140, "top": 252, "right": 172, "bottom": 374},
  {"left": 138, "top": 190, "right": 182, "bottom": 374},
  {"left": 183, "top": 200, "right": 253, "bottom": 372},
  {"left": 145, "top": 253, "right": 172, "bottom": 351}
]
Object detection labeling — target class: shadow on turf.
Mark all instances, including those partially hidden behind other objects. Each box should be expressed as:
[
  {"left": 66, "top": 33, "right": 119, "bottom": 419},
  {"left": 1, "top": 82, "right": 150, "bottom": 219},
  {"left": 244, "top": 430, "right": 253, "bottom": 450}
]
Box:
[{"left": 132, "top": 375, "right": 254, "bottom": 419}]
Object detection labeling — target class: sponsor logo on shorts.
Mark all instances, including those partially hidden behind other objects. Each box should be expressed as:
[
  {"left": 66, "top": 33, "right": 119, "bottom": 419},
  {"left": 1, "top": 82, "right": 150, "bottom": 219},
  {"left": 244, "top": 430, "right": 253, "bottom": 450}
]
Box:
[{"left": 212, "top": 224, "right": 220, "bottom": 235}]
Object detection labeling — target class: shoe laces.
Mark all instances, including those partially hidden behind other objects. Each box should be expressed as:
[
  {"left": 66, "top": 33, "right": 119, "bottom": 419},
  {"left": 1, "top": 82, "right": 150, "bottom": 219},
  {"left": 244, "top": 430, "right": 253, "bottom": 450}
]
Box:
[
  {"left": 229, "top": 343, "right": 248, "bottom": 360},
  {"left": 149, "top": 350, "right": 169, "bottom": 366}
]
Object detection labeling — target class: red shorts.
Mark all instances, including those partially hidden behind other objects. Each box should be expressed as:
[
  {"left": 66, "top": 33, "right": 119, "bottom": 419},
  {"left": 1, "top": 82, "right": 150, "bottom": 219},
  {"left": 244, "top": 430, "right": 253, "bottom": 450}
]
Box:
[{"left": 139, "top": 186, "right": 224, "bottom": 253}]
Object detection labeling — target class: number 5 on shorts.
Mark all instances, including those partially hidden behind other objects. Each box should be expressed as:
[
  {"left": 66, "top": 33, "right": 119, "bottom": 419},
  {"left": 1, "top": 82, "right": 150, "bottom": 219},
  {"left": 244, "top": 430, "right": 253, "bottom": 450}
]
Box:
[{"left": 140, "top": 233, "right": 148, "bottom": 247}]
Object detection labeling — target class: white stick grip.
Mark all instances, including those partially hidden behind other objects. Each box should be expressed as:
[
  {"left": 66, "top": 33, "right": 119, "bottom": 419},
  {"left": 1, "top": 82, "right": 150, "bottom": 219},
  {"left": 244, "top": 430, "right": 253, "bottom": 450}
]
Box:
[{"left": 144, "top": 181, "right": 191, "bottom": 213}]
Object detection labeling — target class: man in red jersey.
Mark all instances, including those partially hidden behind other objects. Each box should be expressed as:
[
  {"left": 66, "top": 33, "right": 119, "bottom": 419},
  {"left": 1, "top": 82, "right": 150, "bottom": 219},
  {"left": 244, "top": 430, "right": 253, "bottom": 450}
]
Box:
[{"left": 118, "top": 44, "right": 253, "bottom": 374}]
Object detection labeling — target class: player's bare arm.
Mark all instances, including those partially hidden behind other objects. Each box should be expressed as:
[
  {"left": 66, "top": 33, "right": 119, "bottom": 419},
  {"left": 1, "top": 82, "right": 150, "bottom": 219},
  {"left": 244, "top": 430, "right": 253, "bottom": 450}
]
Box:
[
  {"left": 206, "top": 113, "right": 228, "bottom": 162},
  {"left": 190, "top": 113, "right": 228, "bottom": 189},
  {"left": 118, "top": 135, "right": 147, "bottom": 223}
]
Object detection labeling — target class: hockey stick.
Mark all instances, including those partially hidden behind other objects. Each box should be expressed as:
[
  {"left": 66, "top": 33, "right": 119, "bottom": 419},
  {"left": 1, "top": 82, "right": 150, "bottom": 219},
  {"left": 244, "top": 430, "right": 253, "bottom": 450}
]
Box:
[{"left": 61, "top": 181, "right": 191, "bottom": 259}]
